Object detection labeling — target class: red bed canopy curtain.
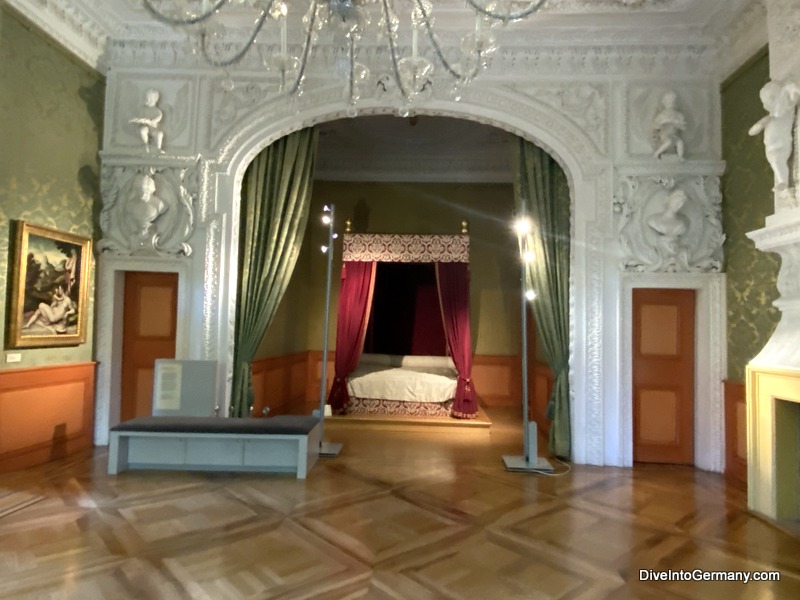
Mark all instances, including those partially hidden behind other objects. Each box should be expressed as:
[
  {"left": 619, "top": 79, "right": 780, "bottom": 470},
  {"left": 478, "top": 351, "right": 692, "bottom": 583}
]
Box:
[{"left": 327, "top": 233, "right": 478, "bottom": 419}]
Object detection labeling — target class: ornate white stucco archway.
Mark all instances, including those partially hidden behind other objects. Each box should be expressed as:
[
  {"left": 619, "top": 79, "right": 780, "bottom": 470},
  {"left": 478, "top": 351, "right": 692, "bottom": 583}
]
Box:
[
  {"left": 93, "top": 51, "right": 725, "bottom": 471},
  {"left": 209, "top": 89, "right": 609, "bottom": 467}
]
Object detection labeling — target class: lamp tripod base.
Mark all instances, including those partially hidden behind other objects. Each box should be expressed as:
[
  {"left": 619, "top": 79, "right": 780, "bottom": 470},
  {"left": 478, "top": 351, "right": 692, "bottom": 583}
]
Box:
[
  {"left": 502, "top": 455, "right": 554, "bottom": 473},
  {"left": 319, "top": 441, "right": 342, "bottom": 457},
  {"left": 502, "top": 421, "right": 554, "bottom": 473}
]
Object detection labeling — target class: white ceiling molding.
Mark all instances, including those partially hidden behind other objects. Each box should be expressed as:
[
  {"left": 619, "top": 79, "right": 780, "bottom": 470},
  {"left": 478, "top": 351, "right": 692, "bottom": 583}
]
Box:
[
  {"left": 6, "top": 0, "right": 113, "bottom": 73},
  {"left": 11, "top": 0, "right": 757, "bottom": 79}
]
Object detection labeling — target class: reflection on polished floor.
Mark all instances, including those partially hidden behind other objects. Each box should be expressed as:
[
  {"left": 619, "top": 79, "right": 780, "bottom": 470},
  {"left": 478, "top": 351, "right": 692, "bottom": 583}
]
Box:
[{"left": 0, "top": 409, "right": 799, "bottom": 599}]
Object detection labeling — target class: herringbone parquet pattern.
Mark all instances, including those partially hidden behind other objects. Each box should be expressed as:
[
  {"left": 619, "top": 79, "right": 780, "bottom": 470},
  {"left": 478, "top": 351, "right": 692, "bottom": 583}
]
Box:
[{"left": 0, "top": 410, "right": 798, "bottom": 599}]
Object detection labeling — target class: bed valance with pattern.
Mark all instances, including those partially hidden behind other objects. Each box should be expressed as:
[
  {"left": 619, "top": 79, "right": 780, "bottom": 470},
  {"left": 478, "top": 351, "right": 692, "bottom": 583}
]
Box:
[{"left": 342, "top": 233, "right": 469, "bottom": 263}]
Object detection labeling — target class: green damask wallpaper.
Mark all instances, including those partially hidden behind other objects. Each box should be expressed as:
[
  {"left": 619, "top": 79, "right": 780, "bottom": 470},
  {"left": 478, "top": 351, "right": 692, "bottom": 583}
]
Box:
[
  {"left": 721, "top": 50, "right": 781, "bottom": 382},
  {"left": 0, "top": 8, "right": 104, "bottom": 369}
]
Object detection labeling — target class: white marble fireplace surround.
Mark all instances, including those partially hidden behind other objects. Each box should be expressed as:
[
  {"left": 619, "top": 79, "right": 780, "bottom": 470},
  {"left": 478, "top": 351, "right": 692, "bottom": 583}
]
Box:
[
  {"left": 90, "top": 33, "right": 728, "bottom": 471},
  {"left": 747, "top": 209, "right": 800, "bottom": 519}
]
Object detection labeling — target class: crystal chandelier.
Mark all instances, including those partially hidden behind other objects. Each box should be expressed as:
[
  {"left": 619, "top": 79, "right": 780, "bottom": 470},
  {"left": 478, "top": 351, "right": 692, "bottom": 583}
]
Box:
[{"left": 143, "top": 0, "right": 547, "bottom": 114}]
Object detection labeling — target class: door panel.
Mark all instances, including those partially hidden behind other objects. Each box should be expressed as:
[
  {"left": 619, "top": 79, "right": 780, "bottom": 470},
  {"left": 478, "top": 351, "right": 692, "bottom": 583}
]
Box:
[
  {"left": 120, "top": 272, "right": 178, "bottom": 422},
  {"left": 633, "top": 288, "right": 695, "bottom": 464}
]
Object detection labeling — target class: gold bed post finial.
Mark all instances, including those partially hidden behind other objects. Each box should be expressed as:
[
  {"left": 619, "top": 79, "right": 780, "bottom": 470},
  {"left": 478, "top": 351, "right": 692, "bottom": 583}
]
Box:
[
  {"left": 461, "top": 220, "right": 469, "bottom": 234},
  {"left": 345, "top": 218, "right": 352, "bottom": 233}
]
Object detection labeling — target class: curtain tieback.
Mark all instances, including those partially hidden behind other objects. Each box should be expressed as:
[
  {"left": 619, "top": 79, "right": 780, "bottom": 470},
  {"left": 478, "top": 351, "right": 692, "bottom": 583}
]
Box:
[{"left": 458, "top": 376, "right": 472, "bottom": 392}]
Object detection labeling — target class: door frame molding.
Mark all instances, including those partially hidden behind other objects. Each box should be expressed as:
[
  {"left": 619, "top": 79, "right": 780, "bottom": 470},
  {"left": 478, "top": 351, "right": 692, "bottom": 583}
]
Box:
[
  {"left": 620, "top": 273, "right": 726, "bottom": 471},
  {"left": 94, "top": 255, "right": 192, "bottom": 445}
]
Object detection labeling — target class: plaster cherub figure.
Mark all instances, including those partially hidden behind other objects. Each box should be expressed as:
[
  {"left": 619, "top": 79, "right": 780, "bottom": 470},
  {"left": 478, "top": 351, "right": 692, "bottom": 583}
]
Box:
[
  {"left": 130, "top": 88, "right": 165, "bottom": 154},
  {"left": 652, "top": 90, "right": 687, "bottom": 160},
  {"left": 748, "top": 80, "right": 800, "bottom": 191}
]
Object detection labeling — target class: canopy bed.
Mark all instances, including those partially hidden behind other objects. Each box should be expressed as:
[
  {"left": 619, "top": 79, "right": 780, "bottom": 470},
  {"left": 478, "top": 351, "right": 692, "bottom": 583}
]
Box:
[{"left": 327, "top": 231, "right": 478, "bottom": 419}]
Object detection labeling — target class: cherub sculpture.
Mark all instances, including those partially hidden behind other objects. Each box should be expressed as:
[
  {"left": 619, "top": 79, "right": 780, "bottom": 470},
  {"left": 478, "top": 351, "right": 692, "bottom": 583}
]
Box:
[
  {"left": 748, "top": 80, "right": 800, "bottom": 191},
  {"left": 130, "top": 88, "right": 165, "bottom": 154},
  {"left": 652, "top": 90, "right": 686, "bottom": 160}
]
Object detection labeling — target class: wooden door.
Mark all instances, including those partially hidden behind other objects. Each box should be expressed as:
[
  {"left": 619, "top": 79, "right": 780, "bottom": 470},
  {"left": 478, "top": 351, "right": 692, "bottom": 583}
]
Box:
[
  {"left": 633, "top": 288, "right": 695, "bottom": 464},
  {"left": 120, "top": 272, "right": 179, "bottom": 422}
]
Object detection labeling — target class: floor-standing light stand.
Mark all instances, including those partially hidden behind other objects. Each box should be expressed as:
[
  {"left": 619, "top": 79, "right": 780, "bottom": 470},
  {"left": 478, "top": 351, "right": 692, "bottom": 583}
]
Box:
[
  {"left": 503, "top": 213, "right": 554, "bottom": 473},
  {"left": 318, "top": 204, "right": 342, "bottom": 457}
]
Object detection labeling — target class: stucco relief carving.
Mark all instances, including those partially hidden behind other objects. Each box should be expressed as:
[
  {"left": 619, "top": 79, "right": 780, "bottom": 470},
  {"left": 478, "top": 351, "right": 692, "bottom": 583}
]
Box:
[
  {"left": 628, "top": 86, "right": 708, "bottom": 159},
  {"left": 215, "top": 80, "right": 272, "bottom": 125},
  {"left": 98, "top": 165, "right": 198, "bottom": 256},
  {"left": 616, "top": 176, "right": 724, "bottom": 272},
  {"left": 530, "top": 85, "right": 608, "bottom": 153},
  {"left": 584, "top": 223, "right": 605, "bottom": 466},
  {"left": 209, "top": 85, "right": 600, "bottom": 183},
  {"left": 106, "top": 37, "right": 715, "bottom": 80},
  {"left": 112, "top": 80, "right": 193, "bottom": 152}
]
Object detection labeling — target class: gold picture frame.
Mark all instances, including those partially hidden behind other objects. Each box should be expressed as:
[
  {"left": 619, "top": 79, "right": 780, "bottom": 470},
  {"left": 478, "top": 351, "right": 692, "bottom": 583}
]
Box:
[{"left": 6, "top": 221, "right": 92, "bottom": 349}]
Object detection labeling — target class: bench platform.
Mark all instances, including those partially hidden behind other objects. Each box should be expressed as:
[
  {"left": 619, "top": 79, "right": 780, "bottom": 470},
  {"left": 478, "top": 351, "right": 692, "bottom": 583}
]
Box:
[{"left": 108, "top": 415, "right": 321, "bottom": 478}]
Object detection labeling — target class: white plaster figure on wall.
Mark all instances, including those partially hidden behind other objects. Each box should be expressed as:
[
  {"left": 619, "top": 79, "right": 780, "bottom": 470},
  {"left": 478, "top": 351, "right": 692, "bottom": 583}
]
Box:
[
  {"left": 748, "top": 80, "right": 800, "bottom": 191},
  {"left": 99, "top": 166, "right": 197, "bottom": 257},
  {"left": 127, "top": 173, "right": 166, "bottom": 243},
  {"left": 648, "top": 188, "right": 690, "bottom": 267},
  {"left": 652, "top": 90, "right": 686, "bottom": 159},
  {"left": 618, "top": 177, "right": 723, "bottom": 274},
  {"left": 130, "top": 88, "right": 165, "bottom": 154}
]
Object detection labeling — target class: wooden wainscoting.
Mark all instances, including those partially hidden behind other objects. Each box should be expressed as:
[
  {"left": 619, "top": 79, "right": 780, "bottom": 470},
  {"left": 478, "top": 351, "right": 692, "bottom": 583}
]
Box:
[
  {"left": 472, "top": 355, "right": 519, "bottom": 407},
  {"left": 724, "top": 379, "right": 747, "bottom": 487},
  {"left": 258, "top": 352, "right": 548, "bottom": 417},
  {"left": 0, "top": 362, "right": 96, "bottom": 473},
  {"left": 306, "top": 350, "right": 335, "bottom": 413},
  {"left": 250, "top": 353, "right": 309, "bottom": 417}
]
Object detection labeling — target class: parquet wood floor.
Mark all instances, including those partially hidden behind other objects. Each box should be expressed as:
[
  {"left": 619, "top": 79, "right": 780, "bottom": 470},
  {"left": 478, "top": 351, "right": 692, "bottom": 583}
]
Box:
[{"left": 1, "top": 409, "right": 799, "bottom": 599}]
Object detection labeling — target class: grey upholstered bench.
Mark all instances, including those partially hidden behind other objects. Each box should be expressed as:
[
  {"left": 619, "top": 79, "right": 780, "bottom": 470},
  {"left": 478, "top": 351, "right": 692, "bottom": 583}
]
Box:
[{"left": 108, "top": 415, "right": 321, "bottom": 478}]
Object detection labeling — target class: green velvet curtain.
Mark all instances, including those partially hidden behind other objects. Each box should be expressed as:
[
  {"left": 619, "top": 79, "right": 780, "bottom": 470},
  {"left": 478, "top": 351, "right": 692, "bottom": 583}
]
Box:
[
  {"left": 514, "top": 138, "right": 572, "bottom": 459},
  {"left": 230, "top": 128, "right": 318, "bottom": 417}
]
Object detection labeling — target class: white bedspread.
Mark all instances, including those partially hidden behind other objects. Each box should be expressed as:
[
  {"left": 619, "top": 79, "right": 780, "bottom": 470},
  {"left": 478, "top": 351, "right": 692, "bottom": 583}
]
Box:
[{"left": 347, "top": 354, "right": 457, "bottom": 404}]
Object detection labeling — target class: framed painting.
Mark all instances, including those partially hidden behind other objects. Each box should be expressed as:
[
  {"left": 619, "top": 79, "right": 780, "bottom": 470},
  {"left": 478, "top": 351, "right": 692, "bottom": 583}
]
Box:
[{"left": 6, "top": 221, "right": 92, "bottom": 349}]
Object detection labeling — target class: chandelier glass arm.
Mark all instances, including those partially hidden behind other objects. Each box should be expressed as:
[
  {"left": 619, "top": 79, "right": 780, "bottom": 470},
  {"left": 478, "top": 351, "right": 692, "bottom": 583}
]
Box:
[
  {"left": 380, "top": 0, "right": 411, "bottom": 101},
  {"left": 200, "top": 8, "right": 270, "bottom": 68},
  {"left": 464, "top": 0, "right": 547, "bottom": 23},
  {"left": 286, "top": 0, "right": 320, "bottom": 96},
  {"left": 347, "top": 35, "right": 357, "bottom": 105},
  {"left": 414, "top": 0, "right": 479, "bottom": 82},
  {"left": 143, "top": 0, "right": 232, "bottom": 27}
]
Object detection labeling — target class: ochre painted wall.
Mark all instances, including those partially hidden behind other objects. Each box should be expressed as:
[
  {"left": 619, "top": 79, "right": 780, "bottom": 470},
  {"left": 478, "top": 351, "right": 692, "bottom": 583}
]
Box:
[
  {"left": 721, "top": 49, "right": 780, "bottom": 382},
  {"left": 0, "top": 7, "right": 104, "bottom": 369},
  {"left": 257, "top": 180, "right": 520, "bottom": 358}
]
